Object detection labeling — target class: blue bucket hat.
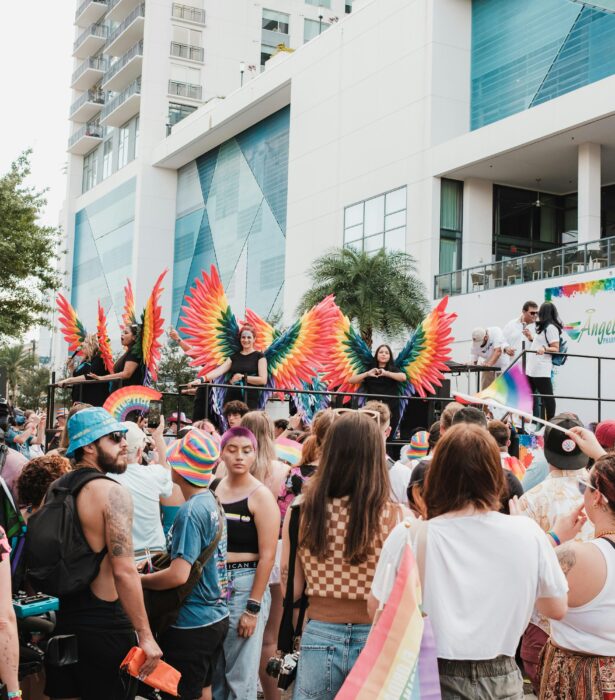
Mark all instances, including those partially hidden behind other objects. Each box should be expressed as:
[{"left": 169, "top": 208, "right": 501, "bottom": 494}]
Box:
[{"left": 66, "top": 407, "right": 127, "bottom": 457}]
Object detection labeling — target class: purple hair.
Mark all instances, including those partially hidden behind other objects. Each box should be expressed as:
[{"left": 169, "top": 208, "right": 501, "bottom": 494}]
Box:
[{"left": 220, "top": 426, "right": 257, "bottom": 451}]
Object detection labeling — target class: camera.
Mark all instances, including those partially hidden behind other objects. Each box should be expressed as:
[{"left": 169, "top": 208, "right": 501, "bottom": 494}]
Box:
[{"left": 265, "top": 651, "right": 300, "bottom": 690}]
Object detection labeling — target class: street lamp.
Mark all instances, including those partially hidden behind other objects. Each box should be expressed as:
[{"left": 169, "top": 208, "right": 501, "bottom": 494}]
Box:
[
  {"left": 240, "top": 61, "right": 245, "bottom": 87},
  {"left": 318, "top": 7, "right": 324, "bottom": 33}
]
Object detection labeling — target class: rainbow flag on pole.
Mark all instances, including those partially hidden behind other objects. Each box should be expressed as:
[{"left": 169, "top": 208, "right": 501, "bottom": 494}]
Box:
[{"left": 337, "top": 544, "right": 441, "bottom": 699}]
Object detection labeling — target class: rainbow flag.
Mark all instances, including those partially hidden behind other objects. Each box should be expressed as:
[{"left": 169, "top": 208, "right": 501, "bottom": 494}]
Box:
[
  {"left": 337, "top": 545, "right": 441, "bottom": 699},
  {"left": 103, "top": 386, "right": 162, "bottom": 421},
  {"left": 474, "top": 364, "right": 533, "bottom": 415}
]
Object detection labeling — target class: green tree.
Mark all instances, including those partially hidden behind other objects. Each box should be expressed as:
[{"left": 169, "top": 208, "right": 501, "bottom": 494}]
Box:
[
  {"left": 0, "top": 343, "right": 34, "bottom": 402},
  {"left": 17, "top": 366, "right": 51, "bottom": 411},
  {"left": 0, "top": 151, "right": 62, "bottom": 342},
  {"left": 154, "top": 342, "right": 198, "bottom": 418},
  {"left": 297, "top": 247, "right": 428, "bottom": 346}
]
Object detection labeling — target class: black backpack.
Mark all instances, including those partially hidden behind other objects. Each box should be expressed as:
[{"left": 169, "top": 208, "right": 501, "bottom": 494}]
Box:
[{"left": 25, "top": 468, "right": 113, "bottom": 597}]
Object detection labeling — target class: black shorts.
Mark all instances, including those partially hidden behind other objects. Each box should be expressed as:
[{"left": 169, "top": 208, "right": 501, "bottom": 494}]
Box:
[
  {"left": 44, "top": 625, "right": 137, "bottom": 700},
  {"left": 159, "top": 617, "right": 229, "bottom": 700}
]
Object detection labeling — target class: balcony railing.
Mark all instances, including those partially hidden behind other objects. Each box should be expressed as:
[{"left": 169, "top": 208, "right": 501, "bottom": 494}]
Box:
[
  {"left": 171, "top": 3, "right": 206, "bottom": 23},
  {"left": 72, "top": 55, "right": 107, "bottom": 85},
  {"left": 434, "top": 236, "right": 615, "bottom": 299},
  {"left": 168, "top": 80, "right": 202, "bottom": 100},
  {"left": 70, "top": 89, "right": 105, "bottom": 117},
  {"left": 101, "top": 78, "right": 141, "bottom": 120},
  {"left": 73, "top": 22, "right": 108, "bottom": 53},
  {"left": 75, "top": 0, "right": 107, "bottom": 22},
  {"left": 104, "top": 40, "right": 143, "bottom": 83},
  {"left": 170, "top": 42, "right": 204, "bottom": 62},
  {"left": 68, "top": 122, "right": 104, "bottom": 148},
  {"left": 105, "top": 3, "right": 145, "bottom": 48}
]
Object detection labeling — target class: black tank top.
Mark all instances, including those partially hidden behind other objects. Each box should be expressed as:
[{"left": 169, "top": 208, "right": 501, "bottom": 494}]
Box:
[{"left": 214, "top": 484, "right": 261, "bottom": 554}]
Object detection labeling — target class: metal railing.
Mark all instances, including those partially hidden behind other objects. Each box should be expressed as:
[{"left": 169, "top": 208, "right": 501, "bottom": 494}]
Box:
[
  {"left": 170, "top": 41, "right": 204, "bottom": 62},
  {"left": 73, "top": 22, "right": 108, "bottom": 53},
  {"left": 75, "top": 0, "right": 107, "bottom": 21},
  {"left": 105, "top": 3, "right": 145, "bottom": 48},
  {"left": 69, "top": 89, "right": 105, "bottom": 117},
  {"left": 103, "top": 40, "right": 143, "bottom": 83},
  {"left": 434, "top": 235, "right": 615, "bottom": 299},
  {"left": 171, "top": 3, "right": 206, "bottom": 23},
  {"left": 71, "top": 55, "right": 107, "bottom": 85},
  {"left": 68, "top": 122, "right": 104, "bottom": 147},
  {"left": 168, "top": 80, "right": 202, "bottom": 100},
  {"left": 101, "top": 78, "right": 141, "bottom": 119}
]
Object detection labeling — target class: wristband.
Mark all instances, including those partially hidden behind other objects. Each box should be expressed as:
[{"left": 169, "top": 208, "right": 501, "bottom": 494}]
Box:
[
  {"left": 8, "top": 692, "right": 23, "bottom": 698},
  {"left": 246, "top": 599, "right": 261, "bottom": 614},
  {"left": 243, "top": 610, "right": 259, "bottom": 618},
  {"left": 548, "top": 530, "right": 561, "bottom": 546}
]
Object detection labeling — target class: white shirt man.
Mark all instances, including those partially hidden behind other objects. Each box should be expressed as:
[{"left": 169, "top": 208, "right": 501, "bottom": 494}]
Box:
[
  {"left": 502, "top": 302, "right": 538, "bottom": 364},
  {"left": 470, "top": 326, "right": 509, "bottom": 389}
]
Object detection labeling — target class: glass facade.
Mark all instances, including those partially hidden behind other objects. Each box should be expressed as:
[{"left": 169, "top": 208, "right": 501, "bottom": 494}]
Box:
[
  {"left": 471, "top": 0, "right": 615, "bottom": 129},
  {"left": 72, "top": 178, "right": 136, "bottom": 343},
  {"left": 173, "top": 107, "right": 290, "bottom": 326},
  {"left": 439, "top": 179, "right": 463, "bottom": 274},
  {"left": 343, "top": 187, "right": 407, "bottom": 254}
]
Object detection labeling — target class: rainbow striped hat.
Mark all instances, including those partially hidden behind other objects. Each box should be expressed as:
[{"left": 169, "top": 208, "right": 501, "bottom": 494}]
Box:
[
  {"left": 167, "top": 429, "right": 220, "bottom": 487},
  {"left": 404, "top": 430, "right": 429, "bottom": 458}
]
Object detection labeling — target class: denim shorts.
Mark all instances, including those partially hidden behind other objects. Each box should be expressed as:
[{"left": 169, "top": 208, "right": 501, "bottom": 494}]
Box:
[{"left": 293, "top": 620, "right": 371, "bottom": 700}]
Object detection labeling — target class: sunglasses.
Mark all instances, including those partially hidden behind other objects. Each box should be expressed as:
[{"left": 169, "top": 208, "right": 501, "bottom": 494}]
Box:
[
  {"left": 105, "top": 431, "right": 126, "bottom": 444},
  {"left": 528, "top": 311, "right": 538, "bottom": 316},
  {"left": 577, "top": 477, "right": 597, "bottom": 496},
  {"left": 332, "top": 407, "right": 380, "bottom": 424}
]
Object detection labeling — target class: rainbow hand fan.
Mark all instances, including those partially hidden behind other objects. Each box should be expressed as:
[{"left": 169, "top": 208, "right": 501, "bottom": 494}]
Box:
[{"left": 103, "top": 386, "right": 162, "bottom": 421}]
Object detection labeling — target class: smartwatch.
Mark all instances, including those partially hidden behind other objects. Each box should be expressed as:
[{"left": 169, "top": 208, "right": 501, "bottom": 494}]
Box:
[{"left": 246, "top": 599, "right": 261, "bottom": 614}]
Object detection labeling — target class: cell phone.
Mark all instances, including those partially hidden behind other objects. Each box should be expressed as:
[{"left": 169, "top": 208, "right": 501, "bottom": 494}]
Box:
[{"left": 147, "top": 400, "right": 163, "bottom": 429}]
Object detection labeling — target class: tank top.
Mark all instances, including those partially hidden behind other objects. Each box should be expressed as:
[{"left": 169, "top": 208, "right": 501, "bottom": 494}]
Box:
[
  {"left": 217, "top": 484, "right": 262, "bottom": 554},
  {"left": 551, "top": 538, "right": 615, "bottom": 655}
]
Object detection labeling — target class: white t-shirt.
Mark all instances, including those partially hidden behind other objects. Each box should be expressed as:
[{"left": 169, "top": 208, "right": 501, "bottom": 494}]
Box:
[
  {"left": 371, "top": 512, "right": 567, "bottom": 660},
  {"left": 387, "top": 458, "right": 411, "bottom": 505},
  {"left": 526, "top": 324, "right": 560, "bottom": 378},
  {"left": 470, "top": 326, "right": 509, "bottom": 370},
  {"left": 502, "top": 318, "right": 536, "bottom": 359},
  {"left": 110, "top": 463, "right": 173, "bottom": 553}
]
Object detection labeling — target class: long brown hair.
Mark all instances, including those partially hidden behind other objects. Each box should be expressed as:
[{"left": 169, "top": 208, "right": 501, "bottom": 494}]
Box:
[
  {"left": 424, "top": 423, "right": 504, "bottom": 518},
  {"left": 240, "top": 411, "right": 277, "bottom": 482},
  {"left": 300, "top": 412, "right": 389, "bottom": 564},
  {"left": 299, "top": 409, "right": 336, "bottom": 466}
]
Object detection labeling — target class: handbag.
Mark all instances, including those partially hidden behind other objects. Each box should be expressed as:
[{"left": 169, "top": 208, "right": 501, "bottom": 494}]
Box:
[
  {"left": 143, "top": 497, "right": 225, "bottom": 638},
  {"left": 120, "top": 646, "right": 181, "bottom": 697}
]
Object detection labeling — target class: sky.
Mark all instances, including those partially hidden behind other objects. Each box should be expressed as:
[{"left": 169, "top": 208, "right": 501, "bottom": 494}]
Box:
[{"left": 0, "top": 2, "right": 74, "bottom": 227}]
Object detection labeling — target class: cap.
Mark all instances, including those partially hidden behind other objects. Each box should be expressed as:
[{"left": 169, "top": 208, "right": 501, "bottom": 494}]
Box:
[
  {"left": 471, "top": 327, "right": 487, "bottom": 343},
  {"left": 275, "top": 437, "right": 302, "bottom": 466},
  {"left": 544, "top": 415, "right": 589, "bottom": 471},
  {"left": 169, "top": 412, "right": 192, "bottom": 425},
  {"left": 121, "top": 421, "right": 147, "bottom": 455},
  {"left": 167, "top": 429, "right": 220, "bottom": 487},
  {"left": 405, "top": 430, "right": 429, "bottom": 458},
  {"left": 596, "top": 420, "right": 615, "bottom": 450},
  {"left": 66, "top": 407, "right": 127, "bottom": 457}
]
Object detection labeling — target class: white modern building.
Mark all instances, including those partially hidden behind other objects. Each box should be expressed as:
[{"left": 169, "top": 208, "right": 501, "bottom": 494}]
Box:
[{"left": 62, "top": 0, "right": 615, "bottom": 420}]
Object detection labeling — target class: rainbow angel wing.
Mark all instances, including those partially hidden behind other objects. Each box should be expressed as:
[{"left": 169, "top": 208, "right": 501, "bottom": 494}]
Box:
[
  {"left": 56, "top": 294, "right": 87, "bottom": 355},
  {"left": 394, "top": 296, "right": 457, "bottom": 398},
  {"left": 179, "top": 265, "right": 241, "bottom": 377},
  {"left": 244, "top": 309, "right": 280, "bottom": 351},
  {"left": 122, "top": 279, "right": 137, "bottom": 330},
  {"left": 139, "top": 270, "right": 167, "bottom": 383},
  {"left": 321, "top": 305, "right": 375, "bottom": 400},
  {"left": 291, "top": 374, "right": 330, "bottom": 424},
  {"left": 96, "top": 302, "right": 115, "bottom": 374},
  {"left": 261, "top": 295, "right": 338, "bottom": 406}
]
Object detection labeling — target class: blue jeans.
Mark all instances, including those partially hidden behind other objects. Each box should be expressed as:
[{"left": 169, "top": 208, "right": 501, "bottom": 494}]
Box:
[
  {"left": 293, "top": 620, "right": 371, "bottom": 700},
  {"left": 213, "top": 567, "right": 271, "bottom": 700}
]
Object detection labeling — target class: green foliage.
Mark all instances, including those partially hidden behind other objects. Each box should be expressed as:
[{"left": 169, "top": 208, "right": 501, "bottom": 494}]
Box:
[
  {"left": 0, "top": 344, "right": 35, "bottom": 402},
  {"left": 0, "top": 151, "right": 62, "bottom": 342},
  {"left": 17, "top": 366, "right": 51, "bottom": 411},
  {"left": 154, "top": 342, "right": 198, "bottom": 418},
  {"left": 297, "top": 247, "right": 429, "bottom": 346}
]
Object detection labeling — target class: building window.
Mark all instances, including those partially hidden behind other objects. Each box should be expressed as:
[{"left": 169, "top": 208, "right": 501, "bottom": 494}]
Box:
[
  {"left": 439, "top": 179, "right": 463, "bottom": 274},
  {"left": 133, "top": 116, "right": 139, "bottom": 159},
  {"left": 117, "top": 122, "right": 130, "bottom": 169},
  {"left": 168, "top": 102, "right": 197, "bottom": 127},
  {"left": 304, "top": 18, "right": 328, "bottom": 42},
  {"left": 102, "top": 139, "right": 113, "bottom": 179},
  {"left": 306, "top": 0, "right": 331, "bottom": 5},
  {"left": 82, "top": 146, "right": 100, "bottom": 193},
  {"left": 262, "top": 9, "right": 289, "bottom": 33},
  {"left": 343, "top": 187, "right": 407, "bottom": 254},
  {"left": 261, "top": 44, "right": 277, "bottom": 68},
  {"left": 345, "top": 1, "right": 352, "bottom": 12}
]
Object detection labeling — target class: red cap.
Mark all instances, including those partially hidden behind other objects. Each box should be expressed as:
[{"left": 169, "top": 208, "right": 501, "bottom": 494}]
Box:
[{"left": 596, "top": 420, "right": 615, "bottom": 449}]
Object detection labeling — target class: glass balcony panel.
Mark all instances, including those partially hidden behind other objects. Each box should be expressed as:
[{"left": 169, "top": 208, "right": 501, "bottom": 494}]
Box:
[
  {"left": 105, "top": 3, "right": 145, "bottom": 56},
  {"left": 564, "top": 243, "right": 587, "bottom": 275},
  {"left": 172, "top": 3, "right": 206, "bottom": 24},
  {"left": 168, "top": 80, "right": 202, "bottom": 100},
  {"left": 170, "top": 42, "right": 205, "bottom": 62}
]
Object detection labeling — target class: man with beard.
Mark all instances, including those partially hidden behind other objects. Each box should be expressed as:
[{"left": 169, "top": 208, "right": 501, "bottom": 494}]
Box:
[{"left": 43, "top": 407, "right": 162, "bottom": 700}]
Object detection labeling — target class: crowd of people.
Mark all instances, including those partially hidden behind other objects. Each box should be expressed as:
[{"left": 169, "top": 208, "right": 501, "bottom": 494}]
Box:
[{"left": 1, "top": 382, "right": 615, "bottom": 700}]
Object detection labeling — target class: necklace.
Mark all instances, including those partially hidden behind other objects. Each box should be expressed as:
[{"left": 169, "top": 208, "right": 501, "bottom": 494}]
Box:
[{"left": 596, "top": 530, "right": 615, "bottom": 539}]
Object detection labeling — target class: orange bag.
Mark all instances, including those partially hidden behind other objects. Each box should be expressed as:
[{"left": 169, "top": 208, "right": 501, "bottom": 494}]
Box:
[{"left": 120, "top": 646, "right": 181, "bottom": 697}]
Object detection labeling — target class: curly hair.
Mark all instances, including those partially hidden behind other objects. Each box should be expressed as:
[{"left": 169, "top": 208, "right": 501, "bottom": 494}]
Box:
[{"left": 17, "top": 455, "right": 71, "bottom": 508}]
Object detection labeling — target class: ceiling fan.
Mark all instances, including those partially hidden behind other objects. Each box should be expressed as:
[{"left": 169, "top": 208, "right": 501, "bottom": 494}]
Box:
[{"left": 506, "top": 178, "right": 565, "bottom": 216}]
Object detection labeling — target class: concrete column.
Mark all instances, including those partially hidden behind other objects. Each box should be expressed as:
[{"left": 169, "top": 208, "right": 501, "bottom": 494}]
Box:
[
  {"left": 462, "top": 178, "right": 492, "bottom": 268},
  {"left": 577, "top": 142, "right": 601, "bottom": 244}
]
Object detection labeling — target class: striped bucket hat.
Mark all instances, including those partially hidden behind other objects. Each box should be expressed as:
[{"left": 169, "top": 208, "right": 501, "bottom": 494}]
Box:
[{"left": 167, "top": 429, "right": 220, "bottom": 487}]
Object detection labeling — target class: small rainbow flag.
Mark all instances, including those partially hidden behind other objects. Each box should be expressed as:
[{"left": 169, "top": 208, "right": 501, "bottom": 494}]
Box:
[
  {"left": 471, "top": 365, "right": 533, "bottom": 415},
  {"left": 103, "top": 386, "right": 162, "bottom": 421},
  {"left": 274, "top": 437, "right": 303, "bottom": 466},
  {"left": 337, "top": 544, "right": 441, "bottom": 699}
]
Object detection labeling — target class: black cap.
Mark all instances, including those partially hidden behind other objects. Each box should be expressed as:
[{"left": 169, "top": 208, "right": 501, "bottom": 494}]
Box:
[{"left": 544, "top": 415, "right": 589, "bottom": 471}]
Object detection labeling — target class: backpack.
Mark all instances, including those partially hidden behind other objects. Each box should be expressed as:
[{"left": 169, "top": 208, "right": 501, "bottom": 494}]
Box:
[
  {"left": 551, "top": 332, "right": 568, "bottom": 367},
  {"left": 25, "top": 468, "right": 113, "bottom": 597}
]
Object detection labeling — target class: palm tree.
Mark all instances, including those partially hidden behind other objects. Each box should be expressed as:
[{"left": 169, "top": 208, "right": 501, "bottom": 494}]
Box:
[
  {"left": 0, "top": 344, "right": 33, "bottom": 402},
  {"left": 297, "top": 247, "right": 428, "bottom": 346}
]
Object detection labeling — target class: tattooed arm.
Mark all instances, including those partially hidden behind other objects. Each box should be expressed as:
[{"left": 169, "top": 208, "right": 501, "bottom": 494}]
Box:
[
  {"left": 556, "top": 543, "right": 577, "bottom": 576},
  {"left": 104, "top": 484, "right": 162, "bottom": 676}
]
